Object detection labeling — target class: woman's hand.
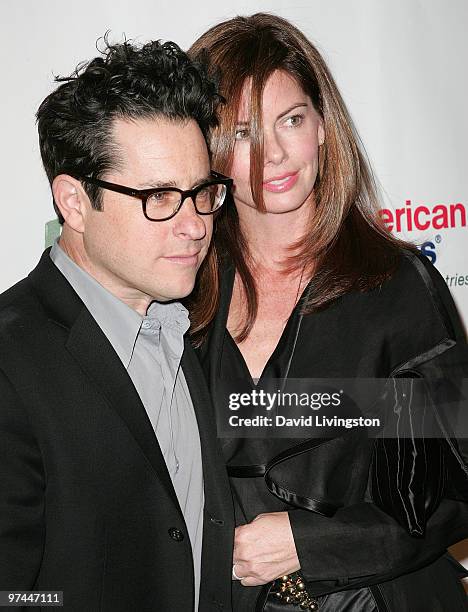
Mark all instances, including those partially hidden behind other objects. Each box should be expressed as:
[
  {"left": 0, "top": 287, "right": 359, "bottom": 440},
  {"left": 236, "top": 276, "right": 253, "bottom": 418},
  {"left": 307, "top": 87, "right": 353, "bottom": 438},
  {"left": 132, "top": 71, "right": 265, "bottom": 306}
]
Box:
[{"left": 232, "top": 511, "right": 301, "bottom": 586}]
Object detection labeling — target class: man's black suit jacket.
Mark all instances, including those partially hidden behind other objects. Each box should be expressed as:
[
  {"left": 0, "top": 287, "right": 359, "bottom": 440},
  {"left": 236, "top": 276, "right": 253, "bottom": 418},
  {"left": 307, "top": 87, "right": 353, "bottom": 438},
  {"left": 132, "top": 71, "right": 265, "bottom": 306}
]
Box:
[{"left": 0, "top": 250, "right": 234, "bottom": 612}]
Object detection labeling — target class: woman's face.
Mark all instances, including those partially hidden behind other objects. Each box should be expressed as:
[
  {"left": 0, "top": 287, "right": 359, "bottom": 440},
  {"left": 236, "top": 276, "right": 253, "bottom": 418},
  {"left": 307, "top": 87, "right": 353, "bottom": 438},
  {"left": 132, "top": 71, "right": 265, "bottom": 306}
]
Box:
[{"left": 231, "top": 69, "right": 324, "bottom": 215}]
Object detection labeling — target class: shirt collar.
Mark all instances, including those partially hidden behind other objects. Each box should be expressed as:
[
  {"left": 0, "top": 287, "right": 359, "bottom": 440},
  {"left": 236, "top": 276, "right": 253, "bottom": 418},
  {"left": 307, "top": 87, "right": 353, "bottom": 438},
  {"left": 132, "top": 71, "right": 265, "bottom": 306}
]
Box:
[
  {"left": 50, "top": 241, "right": 189, "bottom": 368},
  {"left": 146, "top": 300, "right": 190, "bottom": 336}
]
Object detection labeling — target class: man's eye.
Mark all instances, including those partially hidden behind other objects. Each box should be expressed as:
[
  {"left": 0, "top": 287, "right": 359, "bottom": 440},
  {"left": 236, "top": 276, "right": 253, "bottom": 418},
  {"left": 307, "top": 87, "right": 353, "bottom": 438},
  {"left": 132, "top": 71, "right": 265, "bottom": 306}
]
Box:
[
  {"left": 196, "top": 187, "right": 211, "bottom": 200},
  {"left": 148, "top": 191, "right": 174, "bottom": 205},
  {"left": 153, "top": 191, "right": 171, "bottom": 201},
  {"left": 284, "top": 114, "right": 304, "bottom": 127},
  {"left": 235, "top": 128, "right": 250, "bottom": 141}
]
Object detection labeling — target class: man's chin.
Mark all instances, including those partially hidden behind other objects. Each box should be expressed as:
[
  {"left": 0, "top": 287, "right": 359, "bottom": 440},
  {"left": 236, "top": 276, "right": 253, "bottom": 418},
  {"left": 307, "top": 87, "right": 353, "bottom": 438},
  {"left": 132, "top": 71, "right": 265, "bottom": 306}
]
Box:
[{"left": 151, "top": 281, "right": 196, "bottom": 303}]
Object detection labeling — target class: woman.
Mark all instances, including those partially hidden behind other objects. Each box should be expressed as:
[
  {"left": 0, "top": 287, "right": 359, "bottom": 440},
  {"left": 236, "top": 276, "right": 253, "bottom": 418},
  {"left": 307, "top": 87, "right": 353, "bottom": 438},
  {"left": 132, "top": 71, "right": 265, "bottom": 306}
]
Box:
[{"left": 188, "top": 13, "right": 468, "bottom": 611}]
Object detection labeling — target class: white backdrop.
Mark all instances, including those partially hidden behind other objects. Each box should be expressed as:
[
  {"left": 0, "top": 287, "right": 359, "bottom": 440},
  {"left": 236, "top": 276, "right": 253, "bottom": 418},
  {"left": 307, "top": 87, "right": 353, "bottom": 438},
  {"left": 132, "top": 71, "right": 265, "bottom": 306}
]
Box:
[{"left": 1, "top": 0, "right": 467, "bottom": 578}]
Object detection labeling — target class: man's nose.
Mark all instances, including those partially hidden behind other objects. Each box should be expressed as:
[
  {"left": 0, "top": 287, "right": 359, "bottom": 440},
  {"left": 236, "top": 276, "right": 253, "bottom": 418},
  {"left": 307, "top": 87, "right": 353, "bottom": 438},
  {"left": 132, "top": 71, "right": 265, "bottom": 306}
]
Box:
[{"left": 172, "top": 197, "right": 207, "bottom": 240}]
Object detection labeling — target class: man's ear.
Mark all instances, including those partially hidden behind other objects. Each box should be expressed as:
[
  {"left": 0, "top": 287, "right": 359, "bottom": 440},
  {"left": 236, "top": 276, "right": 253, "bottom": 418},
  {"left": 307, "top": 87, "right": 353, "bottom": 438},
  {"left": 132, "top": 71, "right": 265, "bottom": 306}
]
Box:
[{"left": 52, "top": 175, "right": 90, "bottom": 232}]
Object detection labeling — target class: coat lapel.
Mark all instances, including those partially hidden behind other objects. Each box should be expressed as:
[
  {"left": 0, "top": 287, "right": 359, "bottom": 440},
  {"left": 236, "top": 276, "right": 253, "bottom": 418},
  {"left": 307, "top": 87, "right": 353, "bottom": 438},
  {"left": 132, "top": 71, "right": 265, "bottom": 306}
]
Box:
[
  {"left": 182, "top": 339, "right": 234, "bottom": 606},
  {"left": 29, "top": 249, "right": 182, "bottom": 514},
  {"left": 66, "top": 307, "right": 182, "bottom": 512},
  {"left": 182, "top": 340, "right": 233, "bottom": 517}
]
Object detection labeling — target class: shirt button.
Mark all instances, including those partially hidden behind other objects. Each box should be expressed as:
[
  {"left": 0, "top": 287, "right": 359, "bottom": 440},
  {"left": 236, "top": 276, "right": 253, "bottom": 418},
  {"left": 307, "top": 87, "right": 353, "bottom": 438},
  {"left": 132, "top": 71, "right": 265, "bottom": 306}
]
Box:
[
  {"left": 168, "top": 527, "right": 184, "bottom": 541},
  {"left": 142, "top": 321, "right": 151, "bottom": 329}
]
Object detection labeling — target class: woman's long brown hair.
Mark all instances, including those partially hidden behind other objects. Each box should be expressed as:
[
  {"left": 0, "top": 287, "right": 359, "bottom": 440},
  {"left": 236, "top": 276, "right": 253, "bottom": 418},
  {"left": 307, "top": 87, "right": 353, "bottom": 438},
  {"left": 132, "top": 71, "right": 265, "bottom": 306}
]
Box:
[{"left": 188, "top": 13, "right": 414, "bottom": 345}]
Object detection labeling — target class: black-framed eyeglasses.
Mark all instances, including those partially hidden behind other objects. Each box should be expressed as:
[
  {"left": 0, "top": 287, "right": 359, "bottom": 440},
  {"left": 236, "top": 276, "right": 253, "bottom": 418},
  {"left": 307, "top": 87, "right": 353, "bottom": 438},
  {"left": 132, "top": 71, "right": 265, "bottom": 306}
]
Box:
[{"left": 74, "top": 170, "right": 232, "bottom": 221}]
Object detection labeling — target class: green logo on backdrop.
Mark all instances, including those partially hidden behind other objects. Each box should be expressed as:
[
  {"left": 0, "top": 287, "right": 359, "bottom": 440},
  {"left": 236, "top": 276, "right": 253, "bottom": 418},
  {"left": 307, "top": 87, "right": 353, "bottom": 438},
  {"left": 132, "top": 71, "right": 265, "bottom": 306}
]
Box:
[{"left": 45, "top": 219, "right": 61, "bottom": 248}]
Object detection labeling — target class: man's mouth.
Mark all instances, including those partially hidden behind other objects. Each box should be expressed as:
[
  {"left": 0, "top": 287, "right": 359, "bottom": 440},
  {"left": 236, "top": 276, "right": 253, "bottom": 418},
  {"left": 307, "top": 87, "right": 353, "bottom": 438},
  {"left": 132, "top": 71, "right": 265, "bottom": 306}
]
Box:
[{"left": 164, "top": 252, "right": 200, "bottom": 265}]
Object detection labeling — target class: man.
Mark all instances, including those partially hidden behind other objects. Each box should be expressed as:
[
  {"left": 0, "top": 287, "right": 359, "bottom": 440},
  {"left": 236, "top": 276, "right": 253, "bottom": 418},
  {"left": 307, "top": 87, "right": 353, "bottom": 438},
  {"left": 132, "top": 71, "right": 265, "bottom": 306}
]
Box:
[{"left": 0, "top": 40, "right": 233, "bottom": 611}]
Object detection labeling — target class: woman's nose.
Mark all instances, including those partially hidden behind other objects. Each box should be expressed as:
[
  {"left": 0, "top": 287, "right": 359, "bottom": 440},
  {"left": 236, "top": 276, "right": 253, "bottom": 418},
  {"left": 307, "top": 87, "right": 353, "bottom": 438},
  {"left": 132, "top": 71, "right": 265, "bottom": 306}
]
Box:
[{"left": 263, "top": 130, "right": 287, "bottom": 165}]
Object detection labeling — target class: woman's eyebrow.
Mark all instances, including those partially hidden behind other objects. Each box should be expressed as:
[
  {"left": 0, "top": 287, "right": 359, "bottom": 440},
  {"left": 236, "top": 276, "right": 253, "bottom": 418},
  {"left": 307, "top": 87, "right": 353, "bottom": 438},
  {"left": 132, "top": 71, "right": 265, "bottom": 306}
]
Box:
[
  {"left": 236, "top": 102, "right": 309, "bottom": 126},
  {"left": 277, "top": 102, "right": 308, "bottom": 120}
]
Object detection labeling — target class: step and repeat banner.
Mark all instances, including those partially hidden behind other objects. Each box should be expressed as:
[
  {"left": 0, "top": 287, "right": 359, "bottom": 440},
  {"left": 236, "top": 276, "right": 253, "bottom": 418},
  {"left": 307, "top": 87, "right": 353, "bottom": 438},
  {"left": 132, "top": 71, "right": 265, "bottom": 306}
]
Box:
[
  {"left": 1, "top": 0, "right": 466, "bottom": 318},
  {"left": 1, "top": 0, "right": 467, "bottom": 573}
]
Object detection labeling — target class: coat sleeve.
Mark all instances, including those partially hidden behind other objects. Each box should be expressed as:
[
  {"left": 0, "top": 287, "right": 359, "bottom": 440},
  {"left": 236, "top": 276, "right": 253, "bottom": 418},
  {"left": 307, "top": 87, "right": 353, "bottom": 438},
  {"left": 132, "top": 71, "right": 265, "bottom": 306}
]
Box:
[
  {"left": 368, "top": 254, "right": 468, "bottom": 535},
  {"left": 287, "top": 351, "right": 468, "bottom": 591},
  {"left": 289, "top": 254, "right": 468, "bottom": 592},
  {"left": 288, "top": 498, "right": 468, "bottom": 592},
  {"left": 0, "top": 368, "right": 45, "bottom": 589}
]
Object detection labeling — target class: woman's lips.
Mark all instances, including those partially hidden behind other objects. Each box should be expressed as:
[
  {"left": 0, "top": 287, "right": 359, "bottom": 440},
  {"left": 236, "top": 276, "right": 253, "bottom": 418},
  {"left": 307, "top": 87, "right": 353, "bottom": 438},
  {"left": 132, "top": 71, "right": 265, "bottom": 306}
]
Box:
[{"left": 262, "top": 172, "right": 299, "bottom": 193}]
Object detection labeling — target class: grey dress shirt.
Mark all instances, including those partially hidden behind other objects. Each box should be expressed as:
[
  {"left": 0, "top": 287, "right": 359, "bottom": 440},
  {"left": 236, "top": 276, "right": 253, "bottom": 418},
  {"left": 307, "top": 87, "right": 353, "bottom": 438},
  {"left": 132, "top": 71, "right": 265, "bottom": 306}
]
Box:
[{"left": 50, "top": 242, "right": 204, "bottom": 610}]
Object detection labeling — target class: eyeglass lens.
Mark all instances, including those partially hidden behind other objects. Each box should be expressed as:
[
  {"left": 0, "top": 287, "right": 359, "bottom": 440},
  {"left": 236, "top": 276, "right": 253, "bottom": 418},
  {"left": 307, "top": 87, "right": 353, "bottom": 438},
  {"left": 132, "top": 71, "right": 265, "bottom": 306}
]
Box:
[{"left": 145, "top": 183, "right": 226, "bottom": 220}]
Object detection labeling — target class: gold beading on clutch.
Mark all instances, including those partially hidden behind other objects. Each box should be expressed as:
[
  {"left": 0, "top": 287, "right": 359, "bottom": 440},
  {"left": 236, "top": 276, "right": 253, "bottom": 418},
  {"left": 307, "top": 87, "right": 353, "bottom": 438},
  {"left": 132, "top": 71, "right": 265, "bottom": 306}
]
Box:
[{"left": 271, "top": 573, "right": 319, "bottom": 610}]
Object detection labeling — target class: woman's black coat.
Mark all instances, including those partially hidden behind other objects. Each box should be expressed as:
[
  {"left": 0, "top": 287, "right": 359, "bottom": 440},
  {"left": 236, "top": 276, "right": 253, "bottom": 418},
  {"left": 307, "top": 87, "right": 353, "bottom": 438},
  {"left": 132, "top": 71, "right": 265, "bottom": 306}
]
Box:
[{"left": 199, "top": 250, "right": 468, "bottom": 611}]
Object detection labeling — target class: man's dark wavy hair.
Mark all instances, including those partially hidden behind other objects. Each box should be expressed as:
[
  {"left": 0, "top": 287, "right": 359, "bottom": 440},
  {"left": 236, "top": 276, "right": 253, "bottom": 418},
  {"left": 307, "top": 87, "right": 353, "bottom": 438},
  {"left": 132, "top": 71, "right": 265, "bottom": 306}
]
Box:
[{"left": 36, "top": 37, "right": 221, "bottom": 223}]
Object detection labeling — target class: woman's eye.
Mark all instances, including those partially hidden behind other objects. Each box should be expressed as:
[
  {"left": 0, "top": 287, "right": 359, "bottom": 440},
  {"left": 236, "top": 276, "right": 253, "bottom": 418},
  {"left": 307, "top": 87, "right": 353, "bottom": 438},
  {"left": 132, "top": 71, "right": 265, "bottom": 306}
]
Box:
[
  {"left": 235, "top": 127, "right": 250, "bottom": 141},
  {"left": 284, "top": 114, "right": 304, "bottom": 127}
]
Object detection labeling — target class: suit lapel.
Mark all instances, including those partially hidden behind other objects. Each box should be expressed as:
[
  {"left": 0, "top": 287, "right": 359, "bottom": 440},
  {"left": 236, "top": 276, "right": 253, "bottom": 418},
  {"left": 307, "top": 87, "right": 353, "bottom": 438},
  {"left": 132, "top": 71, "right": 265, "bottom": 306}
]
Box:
[
  {"left": 66, "top": 307, "right": 182, "bottom": 512},
  {"left": 182, "top": 340, "right": 232, "bottom": 516},
  {"left": 29, "top": 249, "right": 182, "bottom": 514},
  {"left": 182, "top": 340, "right": 234, "bottom": 602},
  {"left": 198, "top": 263, "right": 235, "bottom": 384}
]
